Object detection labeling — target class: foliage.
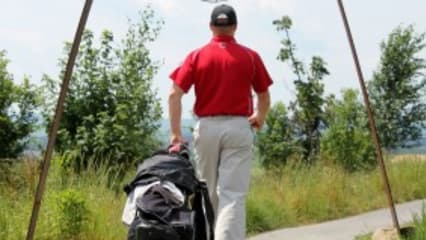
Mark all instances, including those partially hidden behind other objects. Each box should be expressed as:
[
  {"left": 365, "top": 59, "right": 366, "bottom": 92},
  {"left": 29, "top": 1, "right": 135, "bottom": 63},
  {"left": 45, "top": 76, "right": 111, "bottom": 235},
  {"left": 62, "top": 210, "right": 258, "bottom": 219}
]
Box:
[
  {"left": 2, "top": 155, "right": 426, "bottom": 239},
  {"left": 57, "top": 189, "right": 90, "bottom": 238},
  {"left": 247, "top": 159, "right": 426, "bottom": 235},
  {"left": 0, "top": 156, "right": 129, "bottom": 240},
  {"left": 273, "top": 16, "right": 329, "bottom": 163},
  {"left": 41, "top": 8, "right": 163, "bottom": 171},
  {"left": 0, "top": 50, "right": 39, "bottom": 159},
  {"left": 256, "top": 102, "right": 298, "bottom": 168},
  {"left": 407, "top": 208, "right": 426, "bottom": 240},
  {"left": 368, "top": 25, "right": 426, "bottom": 149},
  {"left": 321, "top": 89, "right": 376, "bottom": 171},
  {"left": 355, "top": 206, "right": 426, "bottom": 240}
]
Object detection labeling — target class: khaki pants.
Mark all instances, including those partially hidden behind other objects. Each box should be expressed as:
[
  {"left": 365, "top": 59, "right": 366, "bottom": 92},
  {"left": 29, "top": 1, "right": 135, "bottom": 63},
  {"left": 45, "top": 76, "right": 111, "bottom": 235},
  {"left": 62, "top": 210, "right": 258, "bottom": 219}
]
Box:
[{"left": 193, "top": 116, "right": 253, "bottom": 240}]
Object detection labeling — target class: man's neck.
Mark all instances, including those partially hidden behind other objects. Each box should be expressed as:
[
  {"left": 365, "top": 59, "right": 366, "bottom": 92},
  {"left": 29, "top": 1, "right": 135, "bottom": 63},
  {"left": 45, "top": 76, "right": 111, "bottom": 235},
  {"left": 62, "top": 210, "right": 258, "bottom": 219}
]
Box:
[
  {"left": 213, "top": 33, "right": 234, "bottom": 37},
  {"left": 212, "top": 35, "right": 235, "bottom": 42}
]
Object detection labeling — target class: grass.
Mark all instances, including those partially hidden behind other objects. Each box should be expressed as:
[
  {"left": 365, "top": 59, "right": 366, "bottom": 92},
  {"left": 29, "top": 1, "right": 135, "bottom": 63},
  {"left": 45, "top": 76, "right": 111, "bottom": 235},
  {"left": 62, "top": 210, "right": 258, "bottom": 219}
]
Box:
[
  {"left": 246, "top": 155, "right": 426, "bottom": 235},
  {"left": 354, "top": 234, "right": 371, "bottom": 240},
  {"left": 353, "top": 209, "right": 426, "bottom": 240},
  {"left": 0, "top": 156, "right": 130, "bottom": 240},
  {"left": 407, "top": 210, "right": 426, "bottom": 240},
  {"left": 1, "top": 154, "right": 426, "bottom": 239}
]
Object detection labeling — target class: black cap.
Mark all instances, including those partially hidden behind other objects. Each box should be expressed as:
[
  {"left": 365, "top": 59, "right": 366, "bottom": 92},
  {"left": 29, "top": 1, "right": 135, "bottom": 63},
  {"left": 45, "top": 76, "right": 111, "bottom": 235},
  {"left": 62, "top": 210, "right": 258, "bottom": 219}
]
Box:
[{"left": 210, "top": 4, "right": 237, "bottom": 26}]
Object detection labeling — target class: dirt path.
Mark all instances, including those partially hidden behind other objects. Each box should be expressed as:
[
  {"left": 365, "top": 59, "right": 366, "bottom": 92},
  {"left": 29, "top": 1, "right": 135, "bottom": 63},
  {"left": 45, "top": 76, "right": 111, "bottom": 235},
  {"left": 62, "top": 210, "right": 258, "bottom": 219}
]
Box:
[{"left": 390, "top": 154, "right": 426, "bottom": 163}]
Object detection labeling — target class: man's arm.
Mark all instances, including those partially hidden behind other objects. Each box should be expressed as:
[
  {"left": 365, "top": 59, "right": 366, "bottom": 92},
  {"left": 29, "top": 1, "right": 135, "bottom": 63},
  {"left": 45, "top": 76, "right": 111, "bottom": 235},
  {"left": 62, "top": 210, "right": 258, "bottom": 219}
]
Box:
[
  {"left": 248, "top": 90, "right": 271, "bottom": 129},
  {"left": 168, "top": 84, "right": 185, "bottom": 144}
]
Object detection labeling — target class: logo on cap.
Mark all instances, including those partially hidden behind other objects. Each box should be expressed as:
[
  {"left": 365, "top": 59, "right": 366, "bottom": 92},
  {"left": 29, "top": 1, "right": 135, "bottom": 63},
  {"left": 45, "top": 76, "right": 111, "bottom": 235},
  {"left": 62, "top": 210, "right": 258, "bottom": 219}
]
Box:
[{"left": 217, "top": 13, "right": 228, "bottom": 20}]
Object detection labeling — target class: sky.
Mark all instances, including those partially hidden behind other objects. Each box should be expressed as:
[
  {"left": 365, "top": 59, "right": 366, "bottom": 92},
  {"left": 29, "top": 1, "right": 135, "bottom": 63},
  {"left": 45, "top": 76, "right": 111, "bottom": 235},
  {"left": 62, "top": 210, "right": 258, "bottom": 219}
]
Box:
[{"left": 1, "top": 0, "right": 426, "bottom": 118}]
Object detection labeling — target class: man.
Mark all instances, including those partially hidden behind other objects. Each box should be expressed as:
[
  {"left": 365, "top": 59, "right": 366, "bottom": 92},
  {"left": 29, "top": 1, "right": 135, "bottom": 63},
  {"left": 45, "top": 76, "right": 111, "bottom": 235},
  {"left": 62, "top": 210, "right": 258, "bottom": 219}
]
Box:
[{"left": 168, "top": 4, "right": 272, "bottom": 240}]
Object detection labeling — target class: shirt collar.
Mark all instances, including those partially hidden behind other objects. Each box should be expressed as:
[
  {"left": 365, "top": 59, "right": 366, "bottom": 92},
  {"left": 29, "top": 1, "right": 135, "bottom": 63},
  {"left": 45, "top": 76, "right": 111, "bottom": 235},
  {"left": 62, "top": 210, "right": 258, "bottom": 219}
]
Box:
[{"left": 212, "top": 35, "right": 236, "bottom": 43}]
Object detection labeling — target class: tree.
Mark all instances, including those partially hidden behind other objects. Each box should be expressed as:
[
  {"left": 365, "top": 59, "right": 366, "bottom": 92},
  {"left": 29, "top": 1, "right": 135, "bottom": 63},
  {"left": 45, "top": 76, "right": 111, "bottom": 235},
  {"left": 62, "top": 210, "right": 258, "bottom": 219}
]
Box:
[
  {"left": 41, "top": 9, "right": 163, "bottom": 171},
  {"left": 256, "top": 102, "right": 297, "bottom": 168},
  {"left": 321, "top": 89, "right": 376, "bottom": 171},
  {"left": 0, "top": 50, "right": 39, "bottom": 159},
  {"left": 368, "top": 25, "right": 426, "bottom": 149},
  {"left": 273, "top": 16, "right": 329, "bottom": 163}
]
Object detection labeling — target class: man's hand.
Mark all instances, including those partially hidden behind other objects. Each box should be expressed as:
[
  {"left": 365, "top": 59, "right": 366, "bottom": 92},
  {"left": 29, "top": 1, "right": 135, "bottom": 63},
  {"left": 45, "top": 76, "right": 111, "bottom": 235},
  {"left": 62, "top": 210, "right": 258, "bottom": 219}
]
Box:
[
  {"left": 248, "top": 112, "right": 265, "bottom": 130},
  {"left": 249, "top": 91, "right": 270, "bottom": 130},
  {"left": 170, "top": 134, "right": 186, "bottom": 145}
]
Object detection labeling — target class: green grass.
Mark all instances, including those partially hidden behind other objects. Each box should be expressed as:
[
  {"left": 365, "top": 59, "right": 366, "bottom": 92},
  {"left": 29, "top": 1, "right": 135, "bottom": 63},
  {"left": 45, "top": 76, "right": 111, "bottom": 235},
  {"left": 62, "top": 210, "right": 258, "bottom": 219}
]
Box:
[
  {"left": 354, "top": 234, "right": 371, "bottom": 240},
  {"left": 247, "top": 156, "right": 426, "bottom": 235},
  {"left": 407, "top": 210, "right": 426, "bottom": 240},
  {"left": 0, "top": 157, "right": 130, "bottom": 240},
  {"left": 2, "top": 155, "right": 426, "bottom": 239},
  {"left": 353, "top": 209, "right": 426, "bottom": 240}
]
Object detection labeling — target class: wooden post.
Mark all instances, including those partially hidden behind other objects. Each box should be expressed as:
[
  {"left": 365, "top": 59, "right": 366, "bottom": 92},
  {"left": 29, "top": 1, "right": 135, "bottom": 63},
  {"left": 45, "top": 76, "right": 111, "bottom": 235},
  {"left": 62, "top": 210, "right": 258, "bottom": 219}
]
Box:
[
  {"left": 26, "top": 1, "right": 94, "bottom": 239},
  {"left": 336, "top": 0, "right": 400, "bottom": 233}
]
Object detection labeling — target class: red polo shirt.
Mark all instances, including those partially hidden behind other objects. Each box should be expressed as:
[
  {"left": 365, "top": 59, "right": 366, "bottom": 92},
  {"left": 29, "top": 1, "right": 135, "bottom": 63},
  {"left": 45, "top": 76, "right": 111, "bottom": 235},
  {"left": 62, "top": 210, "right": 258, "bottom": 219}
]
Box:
[{"left": 170, "top": 35, "right": 273, "bottom": 117}]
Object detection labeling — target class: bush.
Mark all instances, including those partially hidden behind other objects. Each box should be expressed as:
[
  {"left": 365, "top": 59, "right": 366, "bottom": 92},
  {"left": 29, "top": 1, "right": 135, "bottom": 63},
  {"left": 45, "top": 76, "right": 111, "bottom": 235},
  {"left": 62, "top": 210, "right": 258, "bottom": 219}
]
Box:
[
  {"left": 0, "top": 50, "right": 39, "bottom": 159},
  {"left": 321, "top": 89, "right": 376, "bottom": 171},
  {"left": 57, "top": 189, "right": 90, "bottom": 239},
  {"left": 368, "top": 25, "right": 426, "bottom": 150},
  {"left": 256, "top": 102, "right": 299, "bottom": 168},
  {"left": 41, "top": 9, "right": 163, "bottom": 172},
  {"left": 274, "top": 16, "right": 328, "bottom": 163}
]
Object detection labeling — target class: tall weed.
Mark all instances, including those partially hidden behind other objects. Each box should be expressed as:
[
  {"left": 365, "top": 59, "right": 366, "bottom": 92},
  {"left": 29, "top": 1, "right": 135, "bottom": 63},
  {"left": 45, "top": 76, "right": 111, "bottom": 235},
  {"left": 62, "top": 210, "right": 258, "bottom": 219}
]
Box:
[{"left": 247, "top": 158, "right": 426, "bottom": 235}]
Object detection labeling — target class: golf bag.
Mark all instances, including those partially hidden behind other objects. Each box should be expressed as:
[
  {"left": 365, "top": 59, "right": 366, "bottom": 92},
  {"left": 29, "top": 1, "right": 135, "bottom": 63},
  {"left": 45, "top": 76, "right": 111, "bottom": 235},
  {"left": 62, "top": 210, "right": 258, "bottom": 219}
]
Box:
[{"left": 122, "top": 144, "right": 215, "bottom": 240}]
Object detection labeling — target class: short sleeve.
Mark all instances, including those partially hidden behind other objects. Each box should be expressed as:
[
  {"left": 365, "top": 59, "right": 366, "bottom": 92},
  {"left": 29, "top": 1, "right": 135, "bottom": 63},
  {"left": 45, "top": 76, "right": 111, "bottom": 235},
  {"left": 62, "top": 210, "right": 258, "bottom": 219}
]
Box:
[
  {"left": 252, "top": 52, "right": 273, "bottom": 93},
  {"left": 169, "top": 51, "right": 197, "bottom": 93}
]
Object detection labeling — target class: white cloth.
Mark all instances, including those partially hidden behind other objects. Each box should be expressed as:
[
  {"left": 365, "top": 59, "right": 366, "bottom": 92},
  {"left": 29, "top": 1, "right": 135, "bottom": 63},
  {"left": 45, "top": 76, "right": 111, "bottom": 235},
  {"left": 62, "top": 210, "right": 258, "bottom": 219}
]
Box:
[
  {"left": 121, "top": 180, "right": 185, "bottom": 226},
  {"left": 193, "top": 116, "right": 253, "bottom": 240}
]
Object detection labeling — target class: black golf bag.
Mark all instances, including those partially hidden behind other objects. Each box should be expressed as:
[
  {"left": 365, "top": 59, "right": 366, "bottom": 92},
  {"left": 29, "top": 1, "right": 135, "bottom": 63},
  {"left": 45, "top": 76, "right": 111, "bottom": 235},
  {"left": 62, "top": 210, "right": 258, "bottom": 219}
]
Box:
[{"left": 122, "top": 144, "right": 215, "bottom": 240}]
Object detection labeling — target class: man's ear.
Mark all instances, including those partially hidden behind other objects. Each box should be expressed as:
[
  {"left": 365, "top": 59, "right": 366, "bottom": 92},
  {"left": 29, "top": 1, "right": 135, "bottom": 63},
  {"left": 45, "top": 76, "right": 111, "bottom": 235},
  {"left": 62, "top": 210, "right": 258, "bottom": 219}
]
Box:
[{"left": 232, "top": 24, "right": 237, "bottom": 32}]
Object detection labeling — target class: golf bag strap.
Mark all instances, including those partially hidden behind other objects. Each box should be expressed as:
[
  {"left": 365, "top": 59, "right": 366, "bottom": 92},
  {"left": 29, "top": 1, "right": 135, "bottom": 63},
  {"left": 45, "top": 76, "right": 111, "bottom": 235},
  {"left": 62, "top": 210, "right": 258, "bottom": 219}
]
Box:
[{"left": 199, "top": 181, "right": 215, "bottom": 240}]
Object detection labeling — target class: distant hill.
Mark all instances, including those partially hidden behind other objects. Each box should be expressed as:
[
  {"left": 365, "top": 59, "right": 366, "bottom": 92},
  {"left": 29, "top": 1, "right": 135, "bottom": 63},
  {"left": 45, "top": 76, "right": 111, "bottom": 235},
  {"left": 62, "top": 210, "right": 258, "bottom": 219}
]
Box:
[
  {"left": 27, "top": 119, "right": 426, "bottom": 154},
  {"left": 157, "top": 118, "right": 196, "bottom": 146},
  {"left": 28, "top": 118, "right": 196, "bottom": 151},
  {"left": 23, "top": 115, "right": 47, "bottom": 155},
  {"left": 391, "top": 129, "right": 426, "bottom": 154}
]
